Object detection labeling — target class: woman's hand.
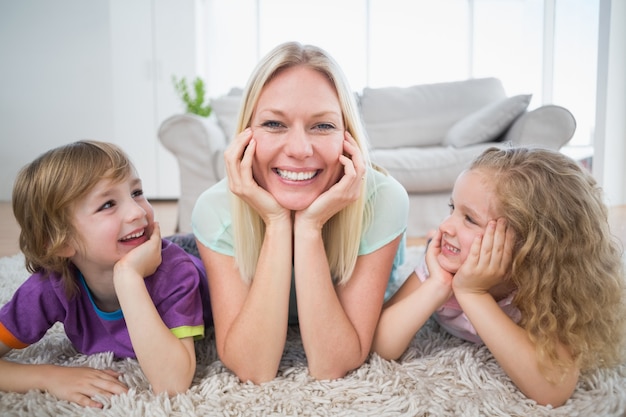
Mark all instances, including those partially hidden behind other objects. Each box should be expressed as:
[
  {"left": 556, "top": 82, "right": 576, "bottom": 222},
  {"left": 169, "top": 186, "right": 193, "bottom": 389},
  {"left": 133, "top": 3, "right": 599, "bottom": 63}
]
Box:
[
  {"left": 453, "top": 218, "right": 515, "bottom": 296},
  {"left": 296, "top": 131, "right": 366, "bottom": 229},
  {"left": 224, "top": 128, "right": 290, "bottom": 224}
]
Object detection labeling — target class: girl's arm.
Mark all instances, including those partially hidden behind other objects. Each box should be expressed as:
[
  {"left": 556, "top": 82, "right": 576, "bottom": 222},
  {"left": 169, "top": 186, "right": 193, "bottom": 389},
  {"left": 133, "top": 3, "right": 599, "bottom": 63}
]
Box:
[
  {"left": 114, "top": 223, "right": 196, "bottom": 395},
  {"left": 454, "top": 219, "right": 578, "bottom": 406},
  {"left": 198, "top": 217, "right": 293, "bottom": 384},
  {"left": 372, "top": 231, "right": 453, "bottom": 360},
  {"left": 455, "top": 293, "right": 578, "bottom": 406},
  {"left": 0, "top": 342, "right": 128, "bottom": 408}
]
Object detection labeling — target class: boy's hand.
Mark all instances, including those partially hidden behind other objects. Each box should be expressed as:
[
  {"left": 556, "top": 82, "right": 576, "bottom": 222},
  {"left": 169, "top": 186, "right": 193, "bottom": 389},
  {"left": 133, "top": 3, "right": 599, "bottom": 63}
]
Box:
[
  {"left": 115, "top": 222, "right": 162, "bottom": 279},
  {"left": 43, "top": 365, "right": 128, "bottom": 408},
  {"left": 453, "top": 218, "right": 515, "bottom": 295}
]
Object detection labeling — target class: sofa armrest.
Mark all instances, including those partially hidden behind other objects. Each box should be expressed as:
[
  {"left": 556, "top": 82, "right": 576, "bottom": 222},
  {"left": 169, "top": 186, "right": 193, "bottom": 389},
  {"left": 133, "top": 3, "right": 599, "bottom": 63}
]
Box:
[
  {"left": 158, "top": 113, "right": 227, "bottom": 233},
  {"left": 503, "top": 105, "right": 576, "bottom": 150}
]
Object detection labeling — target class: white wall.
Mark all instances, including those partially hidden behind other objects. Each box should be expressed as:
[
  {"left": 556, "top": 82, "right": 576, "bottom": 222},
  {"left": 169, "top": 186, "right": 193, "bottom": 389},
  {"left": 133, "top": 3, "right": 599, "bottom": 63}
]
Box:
[
  {"left": 594, "top": 0, "right": 626, "bottom": 206},
  {"left": 0, "top": 1, "right": 115, "bottom": 201},
  {"left": 0, "top": 0, "right": 197, "bottom": 202}
]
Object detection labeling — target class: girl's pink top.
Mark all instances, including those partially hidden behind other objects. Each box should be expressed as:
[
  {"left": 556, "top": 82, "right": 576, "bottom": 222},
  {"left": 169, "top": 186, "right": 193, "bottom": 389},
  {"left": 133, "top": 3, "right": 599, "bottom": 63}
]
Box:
[{"left": 415, "top": 260, "right": 521, "bottom": 344}]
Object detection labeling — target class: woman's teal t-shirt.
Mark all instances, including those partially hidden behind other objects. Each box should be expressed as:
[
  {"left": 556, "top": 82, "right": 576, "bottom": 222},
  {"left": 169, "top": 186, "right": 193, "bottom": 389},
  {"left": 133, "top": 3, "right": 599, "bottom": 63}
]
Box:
[{"left": 192, "top": 167, "right": 409, "bottom": 322}]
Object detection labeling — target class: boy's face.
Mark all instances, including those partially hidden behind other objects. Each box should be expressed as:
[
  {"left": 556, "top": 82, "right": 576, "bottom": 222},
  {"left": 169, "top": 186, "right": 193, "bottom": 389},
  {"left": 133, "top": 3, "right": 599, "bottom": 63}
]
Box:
[{"left": 67, "top": 172, "right": 155, "bottom": 271}]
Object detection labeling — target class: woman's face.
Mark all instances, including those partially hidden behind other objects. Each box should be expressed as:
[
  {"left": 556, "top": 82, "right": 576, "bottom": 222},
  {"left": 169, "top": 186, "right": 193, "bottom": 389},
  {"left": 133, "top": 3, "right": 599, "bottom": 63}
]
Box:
[
  {"left": 250, "top": 65, "right": 346, "bottom": 211},
  {"left": 437, "top": 169, "right": 501, "bottom": 274}
]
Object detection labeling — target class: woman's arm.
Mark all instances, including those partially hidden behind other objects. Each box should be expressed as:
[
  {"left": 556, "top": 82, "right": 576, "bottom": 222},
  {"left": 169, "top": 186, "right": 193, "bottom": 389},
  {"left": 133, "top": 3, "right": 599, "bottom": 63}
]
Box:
[
  {"left": 372, "top": 230, "right": 453, "bottom": 360},
  {"left": 294, "top": 230, "right": 402, "bottom": 379},
  {"left": 0, "top": 342, "right": 128, "bottom": 408},
  {"left": 198, "top": 217, "right": 294, "bottom": 384},
  {"left": 114, "top": 223, "right": 196, "bottom": 395}
]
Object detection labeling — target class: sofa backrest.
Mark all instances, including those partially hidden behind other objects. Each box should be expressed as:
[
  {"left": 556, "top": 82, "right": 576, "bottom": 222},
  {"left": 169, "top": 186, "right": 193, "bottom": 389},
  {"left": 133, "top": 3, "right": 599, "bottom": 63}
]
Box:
[{"left": 360, "top": 77, "right": 507, "bottom": 149}]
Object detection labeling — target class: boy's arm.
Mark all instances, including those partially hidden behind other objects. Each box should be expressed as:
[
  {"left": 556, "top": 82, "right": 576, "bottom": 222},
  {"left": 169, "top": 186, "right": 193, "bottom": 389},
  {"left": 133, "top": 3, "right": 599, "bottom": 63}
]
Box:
[
  {"left": 114, "top": 223, "right": 197, "bottom": 395},
  {"left": 0, "top": 341, "right": 127, "bottom": 408}
]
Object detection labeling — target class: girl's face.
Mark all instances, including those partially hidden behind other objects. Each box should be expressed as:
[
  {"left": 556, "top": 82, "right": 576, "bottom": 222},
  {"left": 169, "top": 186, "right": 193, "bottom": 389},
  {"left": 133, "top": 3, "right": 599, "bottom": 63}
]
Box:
[
  {"left": 250, "top": 65, "right": 345, "bottom": 210},
  {"left": 68, "top": 172, "right": 154, "bottom": 272},
  {"left": 437, "top": 169, "right": 501, "bottom": 274}
]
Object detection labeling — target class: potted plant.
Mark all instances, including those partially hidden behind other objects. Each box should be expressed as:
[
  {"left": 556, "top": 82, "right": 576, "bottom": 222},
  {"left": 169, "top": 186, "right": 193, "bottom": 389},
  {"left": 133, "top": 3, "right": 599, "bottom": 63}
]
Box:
[{"left": 172, "top": 75, "right": 212, "bottom": 117}]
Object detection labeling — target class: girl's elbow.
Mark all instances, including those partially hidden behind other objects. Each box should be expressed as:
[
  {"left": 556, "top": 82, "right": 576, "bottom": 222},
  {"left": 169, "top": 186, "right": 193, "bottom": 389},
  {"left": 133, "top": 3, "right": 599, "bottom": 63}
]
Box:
[{"left": 523, "top": 380, "right": 577, "bottom": 407}]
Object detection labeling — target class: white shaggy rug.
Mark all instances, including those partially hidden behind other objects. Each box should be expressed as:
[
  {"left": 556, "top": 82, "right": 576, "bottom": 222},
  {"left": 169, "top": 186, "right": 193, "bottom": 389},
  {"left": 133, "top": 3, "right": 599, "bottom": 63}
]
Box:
[{"left": 0, "top": 248, "right": 625, "bottom": 417}]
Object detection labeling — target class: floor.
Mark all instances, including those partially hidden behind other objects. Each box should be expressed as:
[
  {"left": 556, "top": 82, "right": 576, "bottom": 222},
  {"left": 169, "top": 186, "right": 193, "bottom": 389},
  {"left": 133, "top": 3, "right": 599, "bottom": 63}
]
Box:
[{"left": 0, "top": 201, "right": 624, "bottom": 258}]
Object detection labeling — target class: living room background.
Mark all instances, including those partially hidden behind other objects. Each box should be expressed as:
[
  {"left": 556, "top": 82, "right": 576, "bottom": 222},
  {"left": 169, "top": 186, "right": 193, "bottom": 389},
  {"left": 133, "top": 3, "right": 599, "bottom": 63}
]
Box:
[
  {"left": 200, "top": 0, "right": 598, "bottom": 148},
  {"left": 0, "top": 0, "right": 623, "bottom": 207}
]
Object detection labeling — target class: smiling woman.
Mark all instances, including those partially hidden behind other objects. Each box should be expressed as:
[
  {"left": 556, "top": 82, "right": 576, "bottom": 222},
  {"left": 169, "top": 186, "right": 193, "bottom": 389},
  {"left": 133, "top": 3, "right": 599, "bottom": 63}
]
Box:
[{"left": 191, "top": 41, "right": 409, "bottom": 384}]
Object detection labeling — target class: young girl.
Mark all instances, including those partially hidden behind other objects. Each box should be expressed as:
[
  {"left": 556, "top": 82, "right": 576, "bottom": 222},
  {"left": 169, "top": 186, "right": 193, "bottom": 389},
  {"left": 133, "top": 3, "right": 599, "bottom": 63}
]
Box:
[
  {"left": 372, "top": 146, "right": 626, "bottom": 407},
  {"left": 0, "top": 140, "right": 211, "bottom": 408}
]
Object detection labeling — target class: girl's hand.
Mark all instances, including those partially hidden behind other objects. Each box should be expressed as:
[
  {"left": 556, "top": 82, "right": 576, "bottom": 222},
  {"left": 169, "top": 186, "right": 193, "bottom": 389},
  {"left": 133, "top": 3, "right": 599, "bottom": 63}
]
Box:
[
  {"left": 296, "top": 131, "right": 365, "bottom": 228},
  {"left": 115, "top": 222, "right": 162, "bottom": 279},
  {"left": 424, "top": 229, "right": 454, "bottom": 296},
  {"left": 43, "top": 366, "right": 128, "bottom": 408},
  {"left": 224, "top": 128, "right": 289, "bottom": 224},
  {"left": 453, "top": 218, "right": 515, "bottom": 295}
]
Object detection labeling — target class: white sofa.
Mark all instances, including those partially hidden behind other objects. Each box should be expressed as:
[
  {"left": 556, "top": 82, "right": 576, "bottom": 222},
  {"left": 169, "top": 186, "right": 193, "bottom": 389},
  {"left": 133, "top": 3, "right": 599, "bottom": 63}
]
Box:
[{"left": 159, "top": 77, "right": 576, "bottom": 237}]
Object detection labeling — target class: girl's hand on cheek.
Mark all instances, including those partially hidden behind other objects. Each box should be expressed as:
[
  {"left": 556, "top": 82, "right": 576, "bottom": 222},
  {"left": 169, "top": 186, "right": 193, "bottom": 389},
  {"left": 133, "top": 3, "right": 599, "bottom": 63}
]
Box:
[
  {"left": 453, "top": 218, "right": 514, "bottom": 295},
  {"left": 298, "top": 132, "right": 365, "bottom": 228},
  {"left": 224, "top": 129, "right": 288, "bottom": 224},
  {"left": 424, "top": 230, "right": 454, "bottom": 293}
]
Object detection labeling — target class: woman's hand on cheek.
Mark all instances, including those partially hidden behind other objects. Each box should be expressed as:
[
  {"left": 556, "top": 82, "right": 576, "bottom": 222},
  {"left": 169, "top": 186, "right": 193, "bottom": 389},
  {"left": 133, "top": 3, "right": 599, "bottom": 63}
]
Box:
[
  {"left": 453, "top": 218, "right": 514, "bottom": 295},
  {"left": 224, "top": 129, "right": 288, "bottom": 224},
  {"left": 298, "top": 131, "right": 365, "bottom": 228}
]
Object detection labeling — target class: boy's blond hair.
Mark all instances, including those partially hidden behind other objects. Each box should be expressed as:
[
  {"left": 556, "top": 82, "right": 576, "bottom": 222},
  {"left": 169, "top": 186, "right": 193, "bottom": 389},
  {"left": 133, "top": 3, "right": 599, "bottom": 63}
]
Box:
[{"left": 12, "top": 140, "right": 133, "bottom": 296}]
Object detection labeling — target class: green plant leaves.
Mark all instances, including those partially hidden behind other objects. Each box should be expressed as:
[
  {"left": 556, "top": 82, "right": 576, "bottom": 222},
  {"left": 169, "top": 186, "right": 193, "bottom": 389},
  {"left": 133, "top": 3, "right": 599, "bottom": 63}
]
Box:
[{"left": 172, "top": 75, "right": 212, "bottom": 117}]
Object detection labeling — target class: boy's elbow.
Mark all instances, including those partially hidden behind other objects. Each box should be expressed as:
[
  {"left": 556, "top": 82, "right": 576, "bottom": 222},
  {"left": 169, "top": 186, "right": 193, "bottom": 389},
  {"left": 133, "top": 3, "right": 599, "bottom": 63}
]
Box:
[{"left": 151, "top": 368, "right": 195, "bottom": 396}]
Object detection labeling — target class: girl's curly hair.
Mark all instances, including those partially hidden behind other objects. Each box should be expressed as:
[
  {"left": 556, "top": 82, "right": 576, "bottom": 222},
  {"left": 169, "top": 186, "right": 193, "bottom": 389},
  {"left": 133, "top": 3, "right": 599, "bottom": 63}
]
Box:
[{"left": 470, "top": 146, "right": 626, "bottom": 380}]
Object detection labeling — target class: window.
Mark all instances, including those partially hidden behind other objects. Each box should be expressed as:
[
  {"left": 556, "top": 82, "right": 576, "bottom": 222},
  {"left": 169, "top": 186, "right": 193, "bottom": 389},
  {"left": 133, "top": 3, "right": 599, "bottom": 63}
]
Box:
[{"left": 202, "top": 0, "right": 598, "bottom": 146}]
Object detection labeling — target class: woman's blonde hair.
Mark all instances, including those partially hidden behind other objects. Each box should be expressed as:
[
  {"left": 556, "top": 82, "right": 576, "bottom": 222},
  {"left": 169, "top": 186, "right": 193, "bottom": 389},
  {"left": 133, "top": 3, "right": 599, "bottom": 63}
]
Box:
[
  {"left": 471, "top": 146, "right": 626, "bottom": 379},
  {"left": 231, "top": 41, "right": 373, "bottom": 285},
  {"left": 12, "top": 140, "right": 134, "bottom": 296}
]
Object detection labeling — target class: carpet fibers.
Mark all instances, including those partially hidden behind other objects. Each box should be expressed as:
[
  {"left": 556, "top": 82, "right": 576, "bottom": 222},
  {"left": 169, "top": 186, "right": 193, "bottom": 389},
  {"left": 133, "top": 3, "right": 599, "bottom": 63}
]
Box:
[{"left": 0, "top": 249, "right": 625, "bottom": 416}]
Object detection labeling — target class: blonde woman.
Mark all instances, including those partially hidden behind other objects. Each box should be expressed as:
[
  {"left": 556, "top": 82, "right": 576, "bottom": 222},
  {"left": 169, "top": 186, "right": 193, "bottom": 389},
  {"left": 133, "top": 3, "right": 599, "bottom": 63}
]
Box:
[
  {"left": 192, "top": 42, "right": 409, "bottom": 383},
  {"left": 373, "top": 146, "right": 626, "bottom": 406}
]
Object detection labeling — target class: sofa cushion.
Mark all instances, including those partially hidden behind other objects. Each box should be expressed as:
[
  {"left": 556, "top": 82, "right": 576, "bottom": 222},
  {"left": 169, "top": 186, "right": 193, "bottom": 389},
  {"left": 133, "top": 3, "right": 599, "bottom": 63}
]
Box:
[
  {"left": 503, "top": 104, "right": 576, "bottom": 149},
  {"left": 360, "top": 78, "right": 507, "bottom": 149},
  {"left": 371, "top": 142, "right": 501, "bottom": 193},
  {"left": 442, "top": 94, "right": 532, "bottom": 147}
]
